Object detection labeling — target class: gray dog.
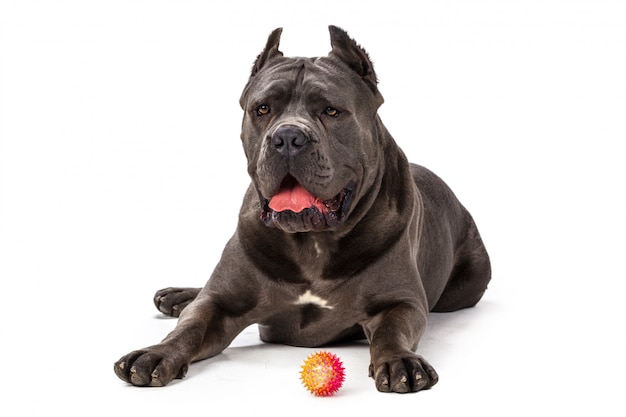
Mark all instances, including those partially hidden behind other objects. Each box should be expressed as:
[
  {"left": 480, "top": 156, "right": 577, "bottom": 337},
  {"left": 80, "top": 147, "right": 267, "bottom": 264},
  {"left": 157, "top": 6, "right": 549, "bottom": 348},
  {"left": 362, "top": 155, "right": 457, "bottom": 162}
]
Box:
[{"left": 114, "top": 26, "right": 491, "bottom": 393}]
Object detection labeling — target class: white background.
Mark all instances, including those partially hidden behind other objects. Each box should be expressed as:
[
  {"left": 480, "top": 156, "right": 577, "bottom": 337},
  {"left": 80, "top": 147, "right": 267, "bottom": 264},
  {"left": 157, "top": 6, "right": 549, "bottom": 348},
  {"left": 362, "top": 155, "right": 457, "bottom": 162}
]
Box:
[{"left": 1, "top": 0, "right": 624, "bottom": 415}]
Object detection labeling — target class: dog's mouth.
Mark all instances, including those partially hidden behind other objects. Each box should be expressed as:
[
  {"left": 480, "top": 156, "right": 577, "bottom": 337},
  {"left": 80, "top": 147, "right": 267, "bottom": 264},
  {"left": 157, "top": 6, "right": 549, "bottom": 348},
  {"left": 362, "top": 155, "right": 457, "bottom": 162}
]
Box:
[{"left": 259, "top": 175, "right": 355, "bottom": 232}]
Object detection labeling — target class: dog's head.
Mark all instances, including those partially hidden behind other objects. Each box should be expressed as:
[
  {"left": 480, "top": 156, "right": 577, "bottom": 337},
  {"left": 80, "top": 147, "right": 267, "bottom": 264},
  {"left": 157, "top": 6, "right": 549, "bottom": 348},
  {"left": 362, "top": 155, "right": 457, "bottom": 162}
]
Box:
[{"left": 239, "top": 26, "right": 385, "bottom": 233}]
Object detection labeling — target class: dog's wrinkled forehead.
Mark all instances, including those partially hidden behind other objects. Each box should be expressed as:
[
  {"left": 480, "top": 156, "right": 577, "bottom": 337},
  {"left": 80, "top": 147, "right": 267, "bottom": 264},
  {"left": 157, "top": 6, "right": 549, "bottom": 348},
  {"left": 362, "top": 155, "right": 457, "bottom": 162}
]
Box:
[{"left": 241, "top": 57, "right": 356, "bottom": 109}]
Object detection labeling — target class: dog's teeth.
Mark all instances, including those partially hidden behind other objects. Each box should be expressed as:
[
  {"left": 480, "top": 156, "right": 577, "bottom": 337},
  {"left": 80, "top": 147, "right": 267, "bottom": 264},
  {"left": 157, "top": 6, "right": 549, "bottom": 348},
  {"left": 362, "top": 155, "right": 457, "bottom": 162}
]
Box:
[{"left": 324, "top": 196, "right": 341, "bottom": 211}]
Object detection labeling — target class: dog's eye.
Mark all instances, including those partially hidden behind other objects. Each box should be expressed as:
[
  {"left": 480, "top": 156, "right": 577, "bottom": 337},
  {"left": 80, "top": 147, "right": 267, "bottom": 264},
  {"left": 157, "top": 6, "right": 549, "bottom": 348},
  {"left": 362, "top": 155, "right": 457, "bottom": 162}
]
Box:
[
  {"left": 324, "top": 107, "right": 339, "bottom": 117},
  {"left": 256, "top": 104, "right": 270, "bottom": 116}
]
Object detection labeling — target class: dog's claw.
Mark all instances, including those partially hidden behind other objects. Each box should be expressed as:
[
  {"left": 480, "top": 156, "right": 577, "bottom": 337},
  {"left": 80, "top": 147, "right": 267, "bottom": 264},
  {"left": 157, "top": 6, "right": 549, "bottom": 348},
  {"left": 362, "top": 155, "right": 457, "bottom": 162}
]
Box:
[
  {"left": 415, "top": 374, "right": 427, "bottom": 390},
  {"left": 150, "top": 371, "right": 164, "bottom": 387},
  {"left": 393, "top": 375, "right": 409, "bottom": 393}
]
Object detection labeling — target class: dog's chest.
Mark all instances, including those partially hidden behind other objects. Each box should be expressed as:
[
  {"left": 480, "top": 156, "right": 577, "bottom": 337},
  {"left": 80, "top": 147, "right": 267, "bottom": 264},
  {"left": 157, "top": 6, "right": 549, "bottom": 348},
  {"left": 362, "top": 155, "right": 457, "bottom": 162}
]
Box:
[{"left": 288, "top": 238, "right": 343, "bottom": 310}]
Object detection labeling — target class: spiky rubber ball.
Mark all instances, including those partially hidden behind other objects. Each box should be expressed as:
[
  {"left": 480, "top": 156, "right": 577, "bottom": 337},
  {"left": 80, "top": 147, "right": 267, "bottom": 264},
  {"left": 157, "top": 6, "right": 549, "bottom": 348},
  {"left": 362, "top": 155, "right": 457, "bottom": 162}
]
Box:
[{"left": 300, "top": 351, "right": 345, "bottom": 396}]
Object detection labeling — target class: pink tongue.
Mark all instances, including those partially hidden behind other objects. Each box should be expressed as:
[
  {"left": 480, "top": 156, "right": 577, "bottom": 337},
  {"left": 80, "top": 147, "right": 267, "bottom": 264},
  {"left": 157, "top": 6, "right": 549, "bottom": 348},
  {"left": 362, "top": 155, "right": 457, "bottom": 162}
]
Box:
[{"left": 269, "top": 182, "right": 324, "bottom": 213}]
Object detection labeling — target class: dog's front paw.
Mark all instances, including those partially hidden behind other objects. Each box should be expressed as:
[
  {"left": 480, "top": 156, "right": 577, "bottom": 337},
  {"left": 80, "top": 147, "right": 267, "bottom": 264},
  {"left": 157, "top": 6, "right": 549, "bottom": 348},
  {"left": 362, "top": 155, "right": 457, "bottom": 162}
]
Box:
[
  {"left": 114, "top": 347, "right": 189, "bottom": 387},
  {"left": 369, "top": 353, "right": 439, "bottom": 393},
  {"left": 153, "top": 287, "right": 201, "bottom": 317}
]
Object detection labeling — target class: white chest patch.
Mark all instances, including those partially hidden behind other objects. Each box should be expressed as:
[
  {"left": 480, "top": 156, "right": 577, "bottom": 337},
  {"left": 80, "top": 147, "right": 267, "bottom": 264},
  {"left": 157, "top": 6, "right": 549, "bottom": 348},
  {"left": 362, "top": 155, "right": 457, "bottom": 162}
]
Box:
[
  {"left": 294, "top": 290, "right": 334, "bottom": 309},
  {"left": 314, "top": 241, "right": 322, "bottom": 257}
]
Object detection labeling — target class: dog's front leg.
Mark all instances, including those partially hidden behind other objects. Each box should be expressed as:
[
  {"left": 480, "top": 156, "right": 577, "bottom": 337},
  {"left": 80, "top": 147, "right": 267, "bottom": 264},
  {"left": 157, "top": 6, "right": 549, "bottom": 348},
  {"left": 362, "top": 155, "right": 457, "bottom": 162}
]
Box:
[
  {"left": 364, "top": 303, "right": 439, "bottom": 393},
  {"left": 114, "top": 294, "right": 248, "bottom": 387}
]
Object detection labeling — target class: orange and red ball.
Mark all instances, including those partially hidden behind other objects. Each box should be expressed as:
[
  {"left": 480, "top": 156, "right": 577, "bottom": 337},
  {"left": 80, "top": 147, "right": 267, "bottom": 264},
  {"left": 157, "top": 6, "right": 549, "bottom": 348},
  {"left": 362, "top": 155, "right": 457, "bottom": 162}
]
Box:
[{"left": 299, "top": 351, "right": 345, "bottom": 396}]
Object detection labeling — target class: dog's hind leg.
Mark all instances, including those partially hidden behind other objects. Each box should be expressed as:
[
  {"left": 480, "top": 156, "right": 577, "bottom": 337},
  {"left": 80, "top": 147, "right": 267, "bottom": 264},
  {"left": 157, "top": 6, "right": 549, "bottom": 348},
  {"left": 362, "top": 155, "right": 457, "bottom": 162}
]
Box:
[
  {"left": 153, "top": 287, "right": 202, "bottom": 317},
  {"left": 431, "top": 221, "right": 491, "bottom": 313}
]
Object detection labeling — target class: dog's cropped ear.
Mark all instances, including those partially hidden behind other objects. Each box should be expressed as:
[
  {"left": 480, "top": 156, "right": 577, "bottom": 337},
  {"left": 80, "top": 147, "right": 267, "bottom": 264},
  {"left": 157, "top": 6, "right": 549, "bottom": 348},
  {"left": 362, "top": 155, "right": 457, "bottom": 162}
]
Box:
[
  {"left": 251, "top": 27, "right": 284, "bottom": 76},
  {"left": 328, "top": 25, "right": 378, "bottom": 91}
]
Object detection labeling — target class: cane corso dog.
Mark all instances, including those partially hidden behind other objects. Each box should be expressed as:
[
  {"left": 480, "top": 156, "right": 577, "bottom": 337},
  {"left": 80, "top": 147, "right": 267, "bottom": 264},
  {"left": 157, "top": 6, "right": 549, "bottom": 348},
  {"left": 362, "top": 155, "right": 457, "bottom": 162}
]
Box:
[{"left": 114, "top": 26, "right": 491, "bottom": 393}]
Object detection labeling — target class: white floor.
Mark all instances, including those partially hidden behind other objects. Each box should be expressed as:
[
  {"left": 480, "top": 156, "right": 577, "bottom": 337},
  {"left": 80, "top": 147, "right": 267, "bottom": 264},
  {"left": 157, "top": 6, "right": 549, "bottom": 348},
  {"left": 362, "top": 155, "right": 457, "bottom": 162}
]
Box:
[{"left": 1, "top": 1, "right": 624, "bottom": 416}]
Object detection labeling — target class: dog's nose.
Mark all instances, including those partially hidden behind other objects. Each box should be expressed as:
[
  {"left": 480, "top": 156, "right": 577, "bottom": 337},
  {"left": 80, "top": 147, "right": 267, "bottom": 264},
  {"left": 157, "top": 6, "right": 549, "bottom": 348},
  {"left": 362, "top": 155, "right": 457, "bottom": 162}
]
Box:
[{"left": 271, "top": 125, "right": 310, "bottom": 157}]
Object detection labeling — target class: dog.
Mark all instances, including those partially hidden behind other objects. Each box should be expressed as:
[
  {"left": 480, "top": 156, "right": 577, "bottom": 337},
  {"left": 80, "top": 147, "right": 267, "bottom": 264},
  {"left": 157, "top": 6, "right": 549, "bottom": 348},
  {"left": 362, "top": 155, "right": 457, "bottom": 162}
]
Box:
[{"left": 114, "top": 26, "right": 491, "bottom": 393}]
